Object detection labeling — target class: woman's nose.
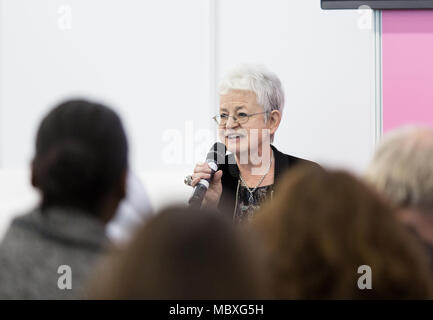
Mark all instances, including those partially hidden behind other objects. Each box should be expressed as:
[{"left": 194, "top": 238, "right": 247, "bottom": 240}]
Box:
[{"left": 225, "top": 116, "right": 238, "bottom": 128}]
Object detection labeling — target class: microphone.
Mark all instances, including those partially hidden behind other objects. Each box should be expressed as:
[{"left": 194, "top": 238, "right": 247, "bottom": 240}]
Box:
[{"left": 188, "top": 142, "right": 227, "bottom": 209}]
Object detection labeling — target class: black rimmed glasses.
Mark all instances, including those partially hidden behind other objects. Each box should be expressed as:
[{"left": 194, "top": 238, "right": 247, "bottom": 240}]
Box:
[{"left": 212, "top": 111, "right": 269, "bottom": 126}]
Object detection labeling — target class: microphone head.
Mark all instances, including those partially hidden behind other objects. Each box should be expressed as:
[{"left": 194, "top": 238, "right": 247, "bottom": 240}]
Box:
[{"left": 206, "top": 142, "right": 226, "bottom": 166}]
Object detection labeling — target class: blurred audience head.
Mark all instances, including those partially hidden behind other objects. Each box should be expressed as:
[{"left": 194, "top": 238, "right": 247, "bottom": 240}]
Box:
[
  {"left": 92, "top": 206, "right": 270, "bottom": 299},
  {"left": 31, "top": 99, "right": 128, "bottom": 223},
  {"left": 365, "top": 125, "right": 433, "bottom": 213},
  {"left": 253, "top": 165, "right": 433, "bottom": 299}
]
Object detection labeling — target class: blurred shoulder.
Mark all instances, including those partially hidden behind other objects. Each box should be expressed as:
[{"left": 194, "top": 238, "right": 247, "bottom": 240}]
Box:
[{"left": 271, "top": 145, "right": 319, "bottom": 169}]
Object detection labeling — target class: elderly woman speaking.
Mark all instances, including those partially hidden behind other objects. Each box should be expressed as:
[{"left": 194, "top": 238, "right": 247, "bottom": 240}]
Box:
[{"left": 188, "top": 64, "right": 316, "bottom": 222}]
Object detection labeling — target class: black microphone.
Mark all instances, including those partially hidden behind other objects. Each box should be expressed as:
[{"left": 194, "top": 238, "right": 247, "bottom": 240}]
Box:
[{"left": 188, "top": 142, "right": 227, "bottom": 209}]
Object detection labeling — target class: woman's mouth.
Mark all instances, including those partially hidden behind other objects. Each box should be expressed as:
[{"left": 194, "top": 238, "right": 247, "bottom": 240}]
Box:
[{"left": 225, "top": 133, "right": 245, "bottom": 141}]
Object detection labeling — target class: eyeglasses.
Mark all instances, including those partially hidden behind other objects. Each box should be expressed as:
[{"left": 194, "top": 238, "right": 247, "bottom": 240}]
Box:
[{"left": 212, "top": 111, "right": 269, "bottom": 126}]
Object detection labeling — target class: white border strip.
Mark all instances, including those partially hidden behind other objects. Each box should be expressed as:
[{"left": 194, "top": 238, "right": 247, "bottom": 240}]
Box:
[
  {"left": 205, "top": 0, "right": 217, "bottom": 135},
  {"left": 374, "top": 10, "right": 383, "bottom": 145}
]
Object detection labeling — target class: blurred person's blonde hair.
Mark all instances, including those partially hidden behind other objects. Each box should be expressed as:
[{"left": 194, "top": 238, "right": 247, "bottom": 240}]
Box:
[
  {"left": 253, "top": 165, "right": 433, "bottom": 299},
  {"left": 91, "top": 206, "right": 270, "bottom": 299},
  {"left": 365, "top": 125, "right": 433, "bottom": 213}
]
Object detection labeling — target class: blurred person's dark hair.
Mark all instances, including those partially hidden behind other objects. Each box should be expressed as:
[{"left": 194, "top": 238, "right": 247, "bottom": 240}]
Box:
[
  {"left": 253, "top": 165, "right": 433, "bottom": 299},
  {"left": 91, "top": 206, "right": 270, "bottom": 299},
  {"left": 32, "top": 99, "right": 128, "bottom": 222},
  {"left": 0, "top": 99, "right": 129, "bottom": 299}
]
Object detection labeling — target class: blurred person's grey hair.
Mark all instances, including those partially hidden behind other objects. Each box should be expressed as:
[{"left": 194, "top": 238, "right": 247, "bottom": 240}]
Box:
[
  {"left": 218, "top": 64, "right": 285, "bottom": 122},
  {"left": 365, "top": 125, "right": 433, "bottom": 212}
]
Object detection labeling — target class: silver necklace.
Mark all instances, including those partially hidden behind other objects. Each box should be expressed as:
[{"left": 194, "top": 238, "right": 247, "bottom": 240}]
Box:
[{"left": 238, "top": 151, "right": 273, "bottom": 203}]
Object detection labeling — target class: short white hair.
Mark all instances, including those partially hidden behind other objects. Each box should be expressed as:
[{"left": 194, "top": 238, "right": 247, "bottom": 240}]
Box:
[
  {"left": 218, "top": 64, "right": 285, "bottom": 121},
  {"left": 365, "top": 125, "right": 433, "bottom": 212}
]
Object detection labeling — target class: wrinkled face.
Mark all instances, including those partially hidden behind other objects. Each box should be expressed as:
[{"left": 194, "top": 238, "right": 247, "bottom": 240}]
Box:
[{"left": 218, "top": 90, "right": 271, "bottom": 159}]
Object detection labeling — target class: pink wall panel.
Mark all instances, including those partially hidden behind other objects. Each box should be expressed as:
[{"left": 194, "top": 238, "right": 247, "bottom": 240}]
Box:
[{"left": 382, "top": 10, "right": 433, "bottom": 133}]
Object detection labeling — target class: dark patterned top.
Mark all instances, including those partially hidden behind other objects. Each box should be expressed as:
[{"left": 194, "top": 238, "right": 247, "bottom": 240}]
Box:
[{"left": 234, "top": 183, "right": 274, "bottom": 223}]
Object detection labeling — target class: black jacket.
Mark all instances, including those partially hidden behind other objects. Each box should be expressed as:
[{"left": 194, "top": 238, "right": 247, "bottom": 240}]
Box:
[{"left": 217, "top": 145, "right": 318, "bottom": 219}]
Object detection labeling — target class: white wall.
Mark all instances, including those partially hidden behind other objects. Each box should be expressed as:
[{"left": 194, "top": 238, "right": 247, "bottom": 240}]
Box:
[
  {"left": 216, "top": 0, "right": 377, "bottom": 171},
  {"left": 0, "top": 0, "right": 212, "bottom": 230},
  {"left": 0, "top": 0, "right": 213, "bottom": 171},
  {"left": 0, "top": 0, "right": 378, "bottom": 237}
]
